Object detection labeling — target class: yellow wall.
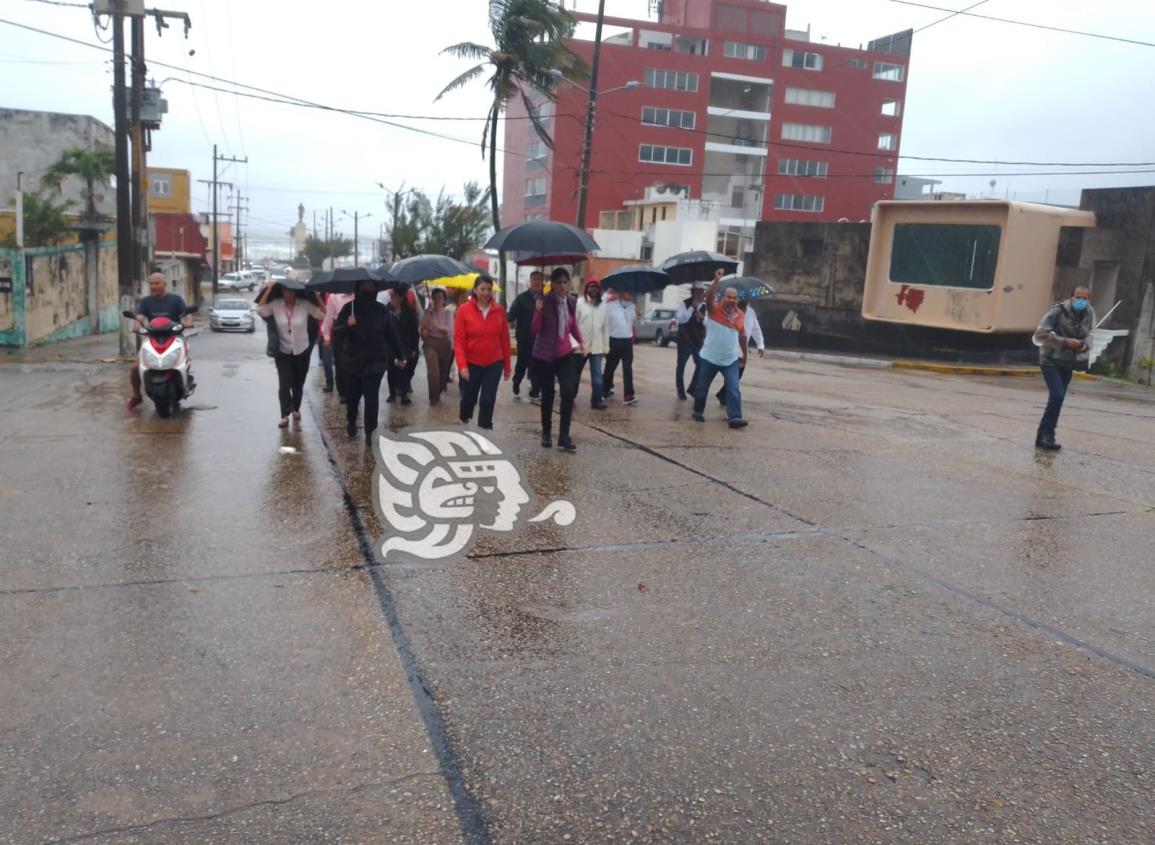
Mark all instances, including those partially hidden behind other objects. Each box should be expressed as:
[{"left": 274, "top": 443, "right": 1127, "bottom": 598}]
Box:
[
  {"left": 146, "top": 168, "right": 191, "bottom": 214},
  {"left": 0, "top": 210, "right": 116, "bottom": 247}
]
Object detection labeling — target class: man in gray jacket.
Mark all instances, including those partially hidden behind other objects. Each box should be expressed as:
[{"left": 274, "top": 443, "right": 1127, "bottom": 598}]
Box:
[{"left": 1032, "top": 285, "right": 1094, "bottom": 451}]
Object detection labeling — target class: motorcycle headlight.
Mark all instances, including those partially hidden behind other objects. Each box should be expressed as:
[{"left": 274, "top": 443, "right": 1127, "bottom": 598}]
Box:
[{"left": 158, "top": 347, "right": 181, "bottom": 368}]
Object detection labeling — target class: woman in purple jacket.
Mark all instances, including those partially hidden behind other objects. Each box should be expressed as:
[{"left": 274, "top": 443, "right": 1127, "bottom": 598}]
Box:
[{"left": 531, "top": 268, "right": 587, "bottom": 452}]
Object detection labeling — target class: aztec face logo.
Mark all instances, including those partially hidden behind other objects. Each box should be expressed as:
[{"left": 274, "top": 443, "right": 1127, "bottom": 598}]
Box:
[{"left": 373, "top": 428, "right": 576, "bottom": 561}]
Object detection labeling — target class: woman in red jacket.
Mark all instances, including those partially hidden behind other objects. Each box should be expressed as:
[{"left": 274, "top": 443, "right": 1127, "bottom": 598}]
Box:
[{"left": 453, "top": 275, "right": 511, "bottom": 430}]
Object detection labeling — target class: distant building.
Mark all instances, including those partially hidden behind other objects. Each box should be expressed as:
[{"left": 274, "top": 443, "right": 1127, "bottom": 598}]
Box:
[
  {"left": 146, "top": 167, "right": 191, "bottom": 215},
  {"left": 895, "top": 176, "right": 967, "bottom": 202},
  {"left": 502, "top": 0, "right": 912, "bottom": 254}
]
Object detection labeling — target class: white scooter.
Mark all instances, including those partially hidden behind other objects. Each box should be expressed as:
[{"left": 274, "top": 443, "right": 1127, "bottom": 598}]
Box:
[{"left": 123, "top": 307, "right": 199, "bottom": 417}]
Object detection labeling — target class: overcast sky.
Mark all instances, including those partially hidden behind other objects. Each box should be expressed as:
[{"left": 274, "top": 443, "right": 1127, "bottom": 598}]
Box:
[{"left": 3, "top": 0, "right": 1153, "bottom": 255}]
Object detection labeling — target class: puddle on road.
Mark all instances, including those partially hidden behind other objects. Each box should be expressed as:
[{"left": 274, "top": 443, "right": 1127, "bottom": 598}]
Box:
[{"left": 183, "top": 405, "right": 218, "bottom": 412}]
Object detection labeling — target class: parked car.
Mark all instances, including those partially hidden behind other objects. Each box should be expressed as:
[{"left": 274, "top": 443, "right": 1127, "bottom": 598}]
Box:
[
  {"left": 209, "top": 297, "right": 256, "bottom": 332},
  {"left": 637, "top": 308, "right": 678, "bottom": 346},
  {"left": 220, "top": 271, "right": 258, "bottom": 292}
]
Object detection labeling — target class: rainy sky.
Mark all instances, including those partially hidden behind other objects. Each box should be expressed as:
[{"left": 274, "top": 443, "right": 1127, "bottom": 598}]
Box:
[{"left": 4, "top": 0, "right": 1152, "bottom": 254}]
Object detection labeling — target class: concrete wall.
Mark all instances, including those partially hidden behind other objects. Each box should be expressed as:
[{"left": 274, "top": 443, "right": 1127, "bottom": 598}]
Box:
[
  {"left": 746, "top": 221, "right": 871, "bottom": 312},
  {"left": 0, "top": 109, "right": 117, "bottom": 217},
  {"left": 0, "top": 243, "right": 121, "bottom": 347}
]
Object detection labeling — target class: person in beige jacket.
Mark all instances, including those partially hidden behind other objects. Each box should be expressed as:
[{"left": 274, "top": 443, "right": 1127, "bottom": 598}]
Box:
[{"left": 575, "top": 279, "right": 610, "bottom": 410}]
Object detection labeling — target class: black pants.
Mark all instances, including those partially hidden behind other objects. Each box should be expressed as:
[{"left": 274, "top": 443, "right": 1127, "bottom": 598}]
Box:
[
  {"left": 604, "top": 337, "right": 634, "bottom": 398},
  {"left": 513, "top": 341, "right": 539, "bottom": 396},
  {"left": 387, "top": 356, "right": 416, "bottom": 398},
  {"left": 676, "top": 343, "right": 701, "bottom": 398},
  {"left": 534, "top": 354, "right": 578, "bottom": 441},
  {"left": 347, "top": 371, "right": 385, "bottom": 434},
  {"left": 274, "top": 350, "right": 311, "bottom": 417},
  {"left": 460, "top": 361, "right": 503, "bottom": 429},
  {"left": 1037, "top": 364, "right": 1074, "bottom": 442}
]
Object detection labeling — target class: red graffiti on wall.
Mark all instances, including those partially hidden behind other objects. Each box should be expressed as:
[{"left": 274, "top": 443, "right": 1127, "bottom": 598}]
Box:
[{"left": 895, "top": 285, "right": 925, "bottom": 313}]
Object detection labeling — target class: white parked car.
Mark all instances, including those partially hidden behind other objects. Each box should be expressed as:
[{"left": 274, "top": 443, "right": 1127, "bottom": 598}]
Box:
[{"left": 220, "top": 271, "right": 258, "bottom": 292}]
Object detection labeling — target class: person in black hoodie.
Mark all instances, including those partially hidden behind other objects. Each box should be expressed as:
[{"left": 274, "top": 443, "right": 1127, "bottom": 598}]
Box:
[
  {"left": 674, "top": 287, "right": 705, "bottom": 400},
  {"left": 508, "top": 270, "right": 543, "bottom": 401},
  {"left": 334, "top": 280, "right": 403, "bottom": 443},
  {"left": 386, "top": 286, "right": 421, "bottom": 405}
]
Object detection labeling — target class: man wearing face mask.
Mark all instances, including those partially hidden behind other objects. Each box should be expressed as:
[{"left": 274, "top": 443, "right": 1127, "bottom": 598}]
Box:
[{"left": 1032, "top": 286, "right": 1094, "bottom": 451}]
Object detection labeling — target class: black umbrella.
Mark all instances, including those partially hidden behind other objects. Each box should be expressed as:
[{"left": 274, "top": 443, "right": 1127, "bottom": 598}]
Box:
[
  {"left": 256, "top": 277, "right": 320, "bottom": 305},
  {"left": 389, "top": 254, "right": 475, "bottom": 285},
  {"left": 485, "top": 220, "right": 600, "bottom": 264},
  {"left": 660, "top": 251, "right": 739, "bottom": 284},
  {"left": 306, "top": 266, "right": 397, "bottom": 294},
  {"left": 598, "top": 264, "right": 673, "bottom": 296},
  {"left": 707, "top": 275, "right": 776, "bottom": 302}
]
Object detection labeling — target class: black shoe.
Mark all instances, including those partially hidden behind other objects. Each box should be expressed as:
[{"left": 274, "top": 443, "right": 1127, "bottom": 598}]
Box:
[
  {"left": 365, "top": 428, "right": 377, "bottom": 445},
  {"left": 691, "top": 412, "right": 705, "bottom": 422},
  {"left": 322, "top": 384, "right": 334, "bottom": 393},
  {"left": 479, "top": 422, "right": 494, "bottom": 430},
  {"left": 592, "top": 402, "right": 608, "bottom": 410},
  {"left": 337, "top": 395, "right": 346, "bottom": 403},
  {"left": 528, "top": 390, "right": 540, "bottom": 400},
  {"left": 557, "top": 437, "right": 577, "bottom": 453},
  {"left": 541, "top": 435, "right": 553, "bottom": 448},
  {"left": 1035, "top": 438, "right": 1062, "bottom": 451},
  {"left": 401, "top": 395, "right": 412, "bottom": 406},
  {"left": 385, "top": 395, "right": 396, "bottom": 404},
  {"left": 604, "top": 388, "right": 615, "bottom": 398},
  {"left": 729, "top": 419, "right": 749, "bottom": 429},
  {"left": 346, "top": 421, "right": 356, "bottom": 437},
  {"left": 677, "top": 392, "right": 687, "bottom": 400},
  {"left": 512, "top": 382, "right": 520, "bottom": 397},
  {"left": 623, "top": 395, "right": 637, "bottom": 406}
]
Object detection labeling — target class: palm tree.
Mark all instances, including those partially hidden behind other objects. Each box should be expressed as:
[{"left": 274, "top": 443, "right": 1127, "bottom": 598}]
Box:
[
  {"left": 436, "top": 0, "right": 587, "bottom": 232},
  {"left": 42, "top": 146, "right": 116, "bottom": 223}
]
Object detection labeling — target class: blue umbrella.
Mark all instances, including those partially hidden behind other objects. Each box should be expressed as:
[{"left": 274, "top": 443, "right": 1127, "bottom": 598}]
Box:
[
  {"left": 709, "top": 275, "right": 776, "bottom": 302},
  {"left": 598, "top": 264, "right": 673, "bottom": 296}
]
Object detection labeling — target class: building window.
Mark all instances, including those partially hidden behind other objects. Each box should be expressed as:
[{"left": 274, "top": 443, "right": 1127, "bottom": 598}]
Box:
[
  {"left": 774, "top": 193, "right": 825, "bottom": 213},
  {"left": 849, "top": 57, "right": 868, "bottom": 69},
  {"left": 783, "top": 49, "right": 823, "bottom": 70},
  {"left": 873, "top": 62, "right": 904, "bottom": 82},
  {"left": 639, "top": 144, "right": 693, "bottom": 165},
  {"left": 525, "top": 177, "right": 547, "bottom": 206},
  {"left": 644, "top": 68, "right": 699, "bottom": 92},
  {"left": 782, "top": 123, "right": 832, "bottom": 144},
  {"left": 881, "top": 99, "right": 901, "bottom": 117},
  {"left": 723, "top": 40, "right": 767, "bottom": 61},
  {"left": 874, "top": 167, "right": 894, "bottom": 184},
  {"left": 526, "top": 140, "right": 547, "bottom": 160},
  {"left": 784, "top": 87, "right": 835, "bottom": 108},
  {"left": 878, "top": 132, "right": 897, "bottom": 151},
  {"left": 778, "top": 158, "right": 828, "bottom": 177},
  {"left": 641, "top": 107, "right": 696, "bottom": 129},
  {"left": 890, "top": 223, "right": 1001, "bottom": 289},
  {"left": 646, "top": 42, "right": 672, "bottom": 51}
]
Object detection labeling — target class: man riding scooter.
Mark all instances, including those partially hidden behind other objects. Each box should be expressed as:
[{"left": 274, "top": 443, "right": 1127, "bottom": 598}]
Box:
[{"left": 127, "top": 271, "right": 194, "bottom": 411}]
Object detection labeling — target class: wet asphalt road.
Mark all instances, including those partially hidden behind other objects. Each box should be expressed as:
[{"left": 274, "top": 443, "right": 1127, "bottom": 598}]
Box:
[{"left": 1, "top": 326, "right": 1153, "bottom": 844}]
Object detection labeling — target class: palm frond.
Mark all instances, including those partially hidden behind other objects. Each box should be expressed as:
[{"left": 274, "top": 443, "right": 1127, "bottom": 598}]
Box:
[
  {"left": 435, "top": 63, "right": 488, "bottom": 101},
  {"left": 440, "top": 41, "right": 493, "bottom": 61}
]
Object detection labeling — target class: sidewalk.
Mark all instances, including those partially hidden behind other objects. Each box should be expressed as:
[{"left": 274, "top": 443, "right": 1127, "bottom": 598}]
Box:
[{"left": 0, "top": 330, "right": 126, "bottom": 365}]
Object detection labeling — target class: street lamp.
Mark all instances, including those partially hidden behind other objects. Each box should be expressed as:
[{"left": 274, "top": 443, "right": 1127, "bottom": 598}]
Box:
[{"left": 341, "top": 210, "right": 373, "bottom": 267}]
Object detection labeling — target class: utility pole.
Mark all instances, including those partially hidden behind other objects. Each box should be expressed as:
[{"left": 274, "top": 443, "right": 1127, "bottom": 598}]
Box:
[
  {"left": 14, "top": 172, "right": 24, "bottom": 249},
  {"left": 575, "top": 0, "right": 606, "bottom": 231},
  {"left": 202, "top": 147, "right": 245, "bottom": 298},
  {"left": 353, "top": 212, "right": 359, "bottom": 267},
  {"left": 111, "top": 3, "right": 134, "bottom": 356},
  {"left": 233, "top": 192, "right": 249, "bottom": 268},
  {"left": 130, "top": 14, "right": 146, "bottom": 285}
]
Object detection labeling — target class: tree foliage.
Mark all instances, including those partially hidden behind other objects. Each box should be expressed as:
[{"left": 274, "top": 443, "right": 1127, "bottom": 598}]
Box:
[
  {"left": 41, "top": 146, "right": 115, "bottom": 222},
  {"left": 2, "top": 191, "right": 74, "bottom": 248},
  {"left": 436, "top": 0, "right": 587, "bottom": 231},
  {"left": 305, "top": 235, "right": 354, "bottom": 268},
  {"left": 382, "top": 183, "right": 493, "bottom": 262}
]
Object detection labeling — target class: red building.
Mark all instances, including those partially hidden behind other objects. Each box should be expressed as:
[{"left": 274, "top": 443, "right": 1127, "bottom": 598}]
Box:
[{"left": 502, "top": 0, "right": 911, "bottom": 240}]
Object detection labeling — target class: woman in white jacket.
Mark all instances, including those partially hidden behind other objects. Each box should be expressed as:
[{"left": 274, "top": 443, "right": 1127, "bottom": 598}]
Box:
[{"left": 575, "top": 279, "right": 610, "bottom": 410}]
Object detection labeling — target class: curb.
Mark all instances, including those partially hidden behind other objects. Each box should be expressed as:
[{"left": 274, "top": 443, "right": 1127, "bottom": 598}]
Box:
[
  {"left": 761, "top": 349, "right": 1106, "bottom": 382},
  {"left": 892, "top": 360, "right": 1037, "bottom": 377}
]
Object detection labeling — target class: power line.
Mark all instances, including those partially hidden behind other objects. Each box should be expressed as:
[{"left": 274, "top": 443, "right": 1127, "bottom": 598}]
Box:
[
  {"left": 19, "top": 0, "right": 89, "bottom": 7},
  {"left": 911, "top": 0, "right": 991, "bottom": 35},
  {"left": 889, "top": 1, "right": 1155, "bottom": 48},
  {"left": 3, "top": 13, "right": 1151, "bottom": 172}
]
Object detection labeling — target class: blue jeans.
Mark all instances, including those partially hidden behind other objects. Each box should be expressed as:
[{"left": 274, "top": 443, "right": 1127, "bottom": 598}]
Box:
[
  {"left": 319, "top": 342, "right": 334, "bottom": 388},
  {"left": 675, "top": 343, "right": 700, "bottom": 397},
  {"left": 575, "top": 353, "right": 604, "bottom": 406},
  {"left": 1037, "top": 364, "right": 1073, "bottom": 442},
  {"left": 694, "top": 358, "right": 742, "bottom": 421}
]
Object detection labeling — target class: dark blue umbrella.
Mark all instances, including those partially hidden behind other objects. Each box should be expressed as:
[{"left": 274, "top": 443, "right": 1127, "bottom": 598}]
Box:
[
  {"left": 306, "top": 266, "right": 397, "bottom": 294},
  {"left": 389, "top": 254, "right": 475, "bottom": 285},
  {"left": 710, "top": 275, "right": 776, "bottom": 302},
  {"left": 486, "top": 220, "right": 600, "bottom": 265},
  {"left": 598, "top": 264, "right": 673, "bottom": 296},
  {"left": 660, "top": 251, "right": 739, "bottom": 284}
]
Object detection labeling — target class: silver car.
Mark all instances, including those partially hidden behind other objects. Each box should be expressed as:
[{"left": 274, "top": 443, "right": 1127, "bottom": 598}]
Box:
[
  {"left": 209, "top": 298, "right": 256, "bottom": 333},
  {"left": 637, "top": 308, "right": 678, "bottom": 347}
]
